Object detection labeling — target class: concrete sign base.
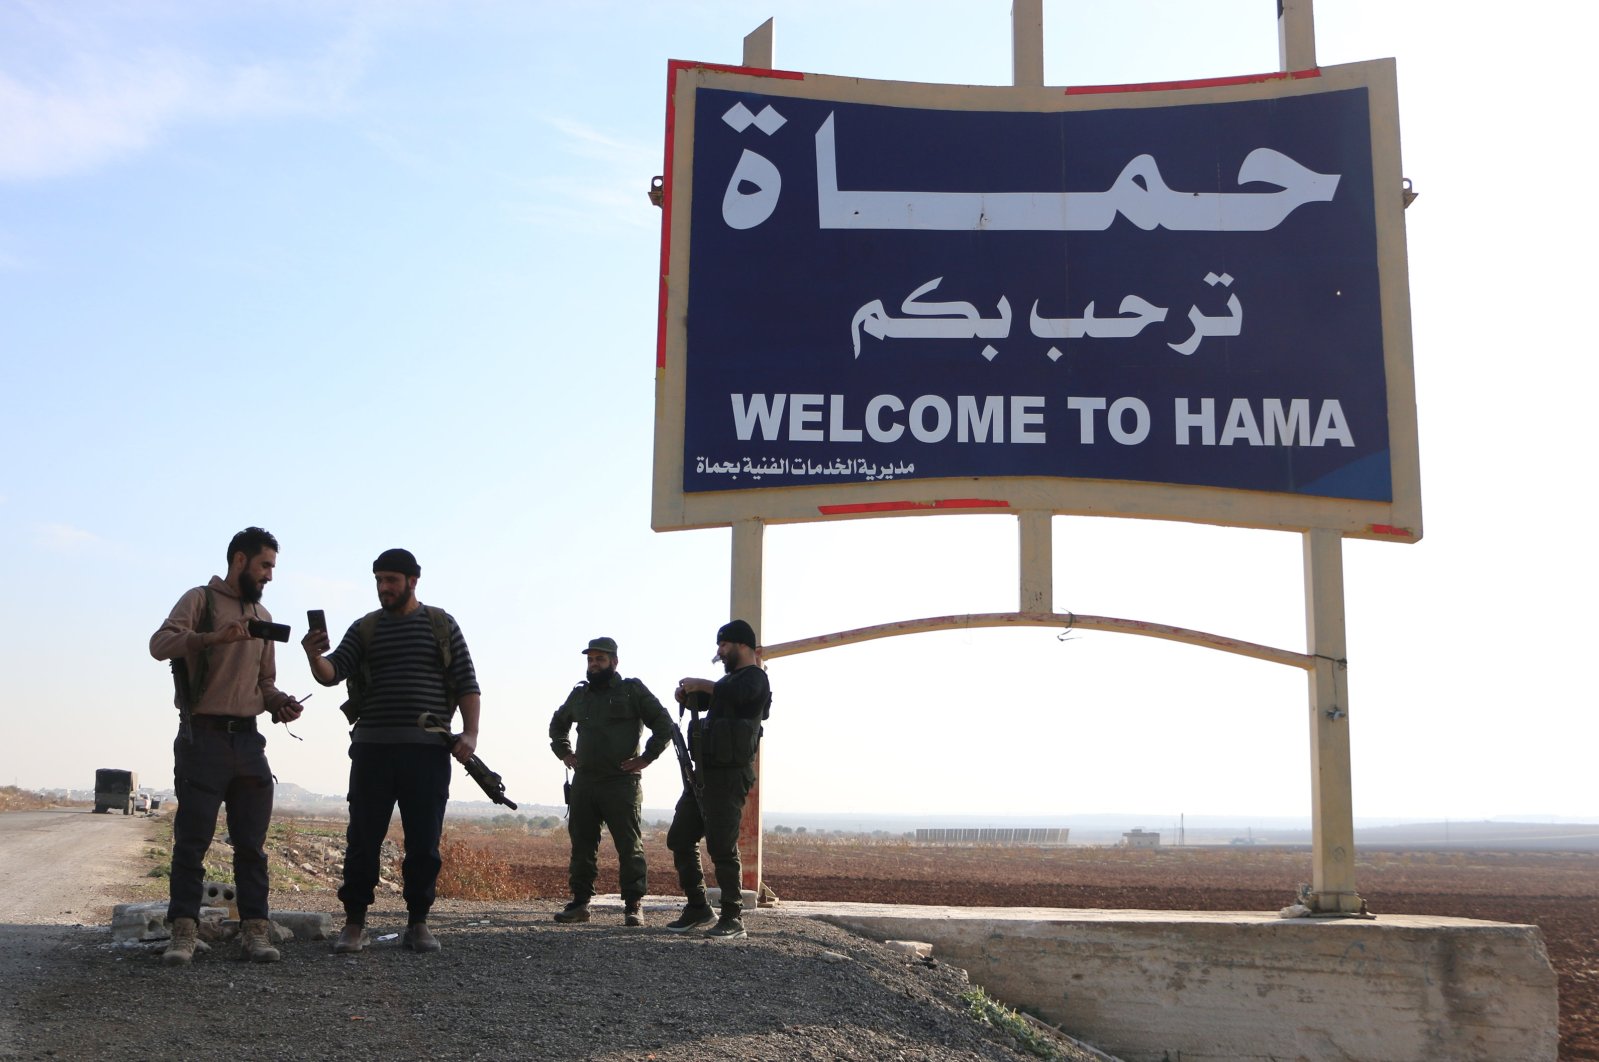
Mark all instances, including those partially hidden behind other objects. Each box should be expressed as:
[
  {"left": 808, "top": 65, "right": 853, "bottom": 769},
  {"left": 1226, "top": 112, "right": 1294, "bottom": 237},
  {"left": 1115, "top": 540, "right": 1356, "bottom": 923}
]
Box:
[{"left": 784, "top": 902, "right": 1557, "bottom": 1062}]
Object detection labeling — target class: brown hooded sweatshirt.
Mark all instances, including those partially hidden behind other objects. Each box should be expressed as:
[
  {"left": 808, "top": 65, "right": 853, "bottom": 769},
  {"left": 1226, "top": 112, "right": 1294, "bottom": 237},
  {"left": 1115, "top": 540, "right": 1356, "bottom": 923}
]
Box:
[{"left": 149, "top": 576, "right": 293, "bottom": 719}]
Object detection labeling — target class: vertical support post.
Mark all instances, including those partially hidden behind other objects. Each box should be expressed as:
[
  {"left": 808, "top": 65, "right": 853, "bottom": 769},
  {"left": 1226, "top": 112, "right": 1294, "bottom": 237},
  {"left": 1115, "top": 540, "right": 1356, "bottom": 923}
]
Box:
[
  {"left": 730, "top": 518, "right": 765, "bottom": 895},
  {"left": 1012, "top": 0, "right": 1044, "bottom": 87},
  {"left": 1303, "top": 528, "right": 1362, "bottom": 913},
  {"left": 743, "top": 18, "right": 774, "bottom": 69},
  {"left": 1277, "top": 0, "right": 1317, "bottom": 71},
  {"left": 1018, "top": 511, "right": 1053, "bottom": 614}
]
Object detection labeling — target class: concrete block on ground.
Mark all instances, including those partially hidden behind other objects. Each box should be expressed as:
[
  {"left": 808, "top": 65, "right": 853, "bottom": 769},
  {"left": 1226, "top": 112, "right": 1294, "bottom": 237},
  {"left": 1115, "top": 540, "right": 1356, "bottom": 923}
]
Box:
[
  {"left": 195, "top": 909, "right": 233, "bottom": 942},
  {"left": 786, "top": 902, "right": 1558, "bottom": 1062},
  {"left": 111, "top": 902, "right": 169, "bottom": 942},
  {"left": 883, "top": 939, "right": 934, "bottom": 960},
  {"left": 270, "top": 911, "right": 332, "bottom": 941},
  {"left": 706, "top": 887, "right": 759, "bottom": 910},
  {"left": 200, "top": 880, "right": 238, "bottom": 918}
]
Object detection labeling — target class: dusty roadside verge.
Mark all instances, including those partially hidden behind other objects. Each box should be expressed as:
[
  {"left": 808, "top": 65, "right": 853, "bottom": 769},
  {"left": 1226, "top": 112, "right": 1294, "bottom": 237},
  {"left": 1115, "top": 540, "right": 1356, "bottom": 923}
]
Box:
[
  {"left": 0, "top": 810, "right": 1090, "bottom": 1061},
  {"left": 6, "top": 897, "right": 1080, "bottom": 1061}
]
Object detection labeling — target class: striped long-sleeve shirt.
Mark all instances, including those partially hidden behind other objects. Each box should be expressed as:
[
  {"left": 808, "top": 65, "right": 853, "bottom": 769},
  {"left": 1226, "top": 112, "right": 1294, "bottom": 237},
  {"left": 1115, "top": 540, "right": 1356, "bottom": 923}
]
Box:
[{"left": 328, "top": 604, "right": 480, "bottom": 744}]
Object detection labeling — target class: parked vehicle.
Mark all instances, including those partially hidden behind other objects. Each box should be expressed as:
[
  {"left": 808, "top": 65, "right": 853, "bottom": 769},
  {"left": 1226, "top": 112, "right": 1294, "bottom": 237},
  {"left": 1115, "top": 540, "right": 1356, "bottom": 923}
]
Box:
[{"left": 93, "top": 769, "right": 139, "bottom": 815}]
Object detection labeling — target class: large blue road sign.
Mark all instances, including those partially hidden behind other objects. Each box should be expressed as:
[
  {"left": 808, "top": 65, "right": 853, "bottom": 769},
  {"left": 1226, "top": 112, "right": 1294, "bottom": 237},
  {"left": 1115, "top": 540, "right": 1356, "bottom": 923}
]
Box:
[{"left": 656, "top": 61, "right": 1419, "bottom": 539}]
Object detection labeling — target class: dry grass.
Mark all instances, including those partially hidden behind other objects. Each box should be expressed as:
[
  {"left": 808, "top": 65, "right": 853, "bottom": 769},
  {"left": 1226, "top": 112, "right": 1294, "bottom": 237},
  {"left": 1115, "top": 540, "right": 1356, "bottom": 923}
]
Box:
[
  {"left": 434, "top": 835, "right": 541, "bottom": 900},
  {"left": 0, "top": 786, "right": 87, "bottom": 812}
]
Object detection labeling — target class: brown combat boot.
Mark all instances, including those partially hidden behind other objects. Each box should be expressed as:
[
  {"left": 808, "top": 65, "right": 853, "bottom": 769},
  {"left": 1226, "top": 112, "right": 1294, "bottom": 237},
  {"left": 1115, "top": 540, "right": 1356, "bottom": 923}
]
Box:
[
  {"left": 239, "top": 918, "right": 281, "bottom": 963},
  {"left": 162, "top": 917, "right": 198, "bottom": 966},
  {"left": 402, "top": 922, "right": 440, "bottom": 953},
  {"left": 332, "top": 921, "right": 366, "bottom": 954}
]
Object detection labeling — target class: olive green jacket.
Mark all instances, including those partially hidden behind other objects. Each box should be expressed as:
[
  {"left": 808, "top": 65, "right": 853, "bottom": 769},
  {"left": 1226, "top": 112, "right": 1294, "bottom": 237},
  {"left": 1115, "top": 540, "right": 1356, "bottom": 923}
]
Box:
[{"left": 549, "top": 676, "right": 673, "bottom": 778}]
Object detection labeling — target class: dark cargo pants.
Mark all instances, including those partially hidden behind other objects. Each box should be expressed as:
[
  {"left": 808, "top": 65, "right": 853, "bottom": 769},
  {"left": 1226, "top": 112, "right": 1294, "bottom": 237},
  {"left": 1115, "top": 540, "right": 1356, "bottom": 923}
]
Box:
[
  {"left": 338, "top": 743, "right": 451, "bottom": 923},
  {"left": 666, "top": 765, "right": 753, "bottom": 914},
  {"left": 566, "top": 772, "right": 646, "bottom": 903},
  {"left": 168, "top": 727, "right": 274, "bottom": 922}
]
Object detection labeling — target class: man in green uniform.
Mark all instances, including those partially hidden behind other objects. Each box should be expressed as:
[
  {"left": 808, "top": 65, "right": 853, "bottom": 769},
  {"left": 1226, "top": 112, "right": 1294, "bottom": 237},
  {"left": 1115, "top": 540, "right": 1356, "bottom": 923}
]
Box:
[{"left": 548, "top": 636, "right": 673, "bottom": 926}]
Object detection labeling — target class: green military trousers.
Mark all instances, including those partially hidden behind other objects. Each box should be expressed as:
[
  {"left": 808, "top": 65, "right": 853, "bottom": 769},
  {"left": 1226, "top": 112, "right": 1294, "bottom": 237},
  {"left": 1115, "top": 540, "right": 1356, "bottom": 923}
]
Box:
[
  {"left": 566, "top": 771, "right": 647, "bottom": 904},
  {"left": 666, "top": 764, "right": 754, "bottom": 914}
]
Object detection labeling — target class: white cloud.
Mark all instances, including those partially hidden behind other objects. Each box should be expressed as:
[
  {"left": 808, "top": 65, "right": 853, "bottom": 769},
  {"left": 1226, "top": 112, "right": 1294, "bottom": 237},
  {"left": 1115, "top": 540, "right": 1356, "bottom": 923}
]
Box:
[
  {"left": 508, "top": 117, "right": 660, "bottom": 232},
  {"left": 35, "top": 523, "right": 99, "bottom": 551},
  {"left": 0, "top": 13, "right": 371, "bottom": 181},
  {"left": 546, "top": 117, "right": 656, "bottom": 170},
  {"left": 1, "top": 60, "right": 181, "bottom": 180}
]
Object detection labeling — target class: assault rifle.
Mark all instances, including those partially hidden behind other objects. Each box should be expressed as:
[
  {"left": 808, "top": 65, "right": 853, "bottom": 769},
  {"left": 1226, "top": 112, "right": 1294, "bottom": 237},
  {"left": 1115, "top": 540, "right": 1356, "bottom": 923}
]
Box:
[
  {"left": 672, "top": 690, "right": 710, "bottom": 810},
  {"left": 671, "top": 721, "right": 702, "bottom": 810},
  {"left": 417, "top": 712, "right": 518, "bottom": 809}
]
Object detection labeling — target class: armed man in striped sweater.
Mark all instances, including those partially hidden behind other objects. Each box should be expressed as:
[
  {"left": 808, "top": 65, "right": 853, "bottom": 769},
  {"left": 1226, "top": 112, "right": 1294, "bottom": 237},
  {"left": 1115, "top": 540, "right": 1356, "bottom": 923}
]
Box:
[{"left": 302, "top": 547, "right": 481, "bottom": 955}]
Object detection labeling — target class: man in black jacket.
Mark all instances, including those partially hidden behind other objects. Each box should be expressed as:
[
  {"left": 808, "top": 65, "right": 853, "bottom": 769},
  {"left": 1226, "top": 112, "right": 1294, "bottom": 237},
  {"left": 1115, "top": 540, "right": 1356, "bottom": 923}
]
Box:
[{"left": 665, "top": 619, "right": 771, "bottom": 940}]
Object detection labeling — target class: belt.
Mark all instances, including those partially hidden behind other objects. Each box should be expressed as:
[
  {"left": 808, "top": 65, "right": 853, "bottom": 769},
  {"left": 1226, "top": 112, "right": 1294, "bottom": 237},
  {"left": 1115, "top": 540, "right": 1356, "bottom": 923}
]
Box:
[{"left": 189, "top": 715, "right": 257, "bottom": 733}]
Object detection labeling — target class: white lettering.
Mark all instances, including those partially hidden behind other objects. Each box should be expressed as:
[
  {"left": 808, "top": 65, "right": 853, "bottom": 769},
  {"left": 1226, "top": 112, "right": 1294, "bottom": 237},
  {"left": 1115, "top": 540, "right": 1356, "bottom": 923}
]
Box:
[
  {"left": 1011, "top": 396, "right": 1046, "bottom": 444},
  {"left": 1108, "top": 397, "right": 1150, "bottom": 445},
  {"left": 1311, "top": 399, "right": 1355, "bottom": 446},
  {"left": 731, "top": 394, "right": 786, "bottom": 441},
  {"left": 1219, "top": 398, "right": 1263, "bottom": 446},
  {"left": 957, "top": 396, "right": 1004, "bottom": 443},
  {"left": 1262, "top": 398, "right": 1311, "bottom": 445},
  {"left": 1174, "top": 397, "right": 1216, "bottom": 446},
  {"left": 866, "top": 395, "right": 905, "bottom": 442},
  {"left": 828, "top": 394, "right": 862, "bottom": 442},
  {"left": 729, "top": 393, "right": 1349, "bottom": 451},
  {"left": 789, "top": 394, "right": 824, "bottom": 442},
  {"left": 909, "top": 395, "right": 952, "bottom": 443},
  {"left": 1066, "top": 396, "right": 1107, "bottom": 443}
]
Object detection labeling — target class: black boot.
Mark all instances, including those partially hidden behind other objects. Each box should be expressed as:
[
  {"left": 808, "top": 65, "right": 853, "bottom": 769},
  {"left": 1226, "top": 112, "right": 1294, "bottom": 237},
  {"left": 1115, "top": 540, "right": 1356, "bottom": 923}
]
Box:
[{"left": 664, "top": 903, "right": 714, "bottom": 932}]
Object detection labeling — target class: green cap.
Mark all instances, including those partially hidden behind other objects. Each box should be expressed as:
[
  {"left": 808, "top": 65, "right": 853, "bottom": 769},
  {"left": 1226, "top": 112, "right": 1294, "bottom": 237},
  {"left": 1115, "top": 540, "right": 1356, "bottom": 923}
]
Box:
[{"left": 582, "top": 636, "right": 618, "bottom": 655}]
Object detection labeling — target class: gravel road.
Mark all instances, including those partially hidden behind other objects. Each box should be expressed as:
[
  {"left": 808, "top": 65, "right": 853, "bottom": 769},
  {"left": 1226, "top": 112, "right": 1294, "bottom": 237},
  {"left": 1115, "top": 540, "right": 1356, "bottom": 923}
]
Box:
[
  {"left": 0, "top": 811, "right": 1083, "bottom": 1061},
  {"left": 0, "top": 809, "right": 154, "bottom": 925}
]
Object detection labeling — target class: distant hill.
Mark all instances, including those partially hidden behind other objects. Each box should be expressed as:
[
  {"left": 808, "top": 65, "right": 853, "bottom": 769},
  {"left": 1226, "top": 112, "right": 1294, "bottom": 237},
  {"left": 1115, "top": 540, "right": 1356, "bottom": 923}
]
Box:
[
  {"left": 274, "top": 781, "right": 343, "bottom": 808},
  {"left": 1354, "top": 820, "right": 1599, "bottom": 850}
]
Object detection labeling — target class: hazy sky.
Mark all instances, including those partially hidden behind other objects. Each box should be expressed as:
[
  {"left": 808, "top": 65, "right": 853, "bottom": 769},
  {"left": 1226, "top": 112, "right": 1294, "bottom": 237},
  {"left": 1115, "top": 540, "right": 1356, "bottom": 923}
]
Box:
[{"left": 2, "top": 1, "right": 1593, "bottom": 824}]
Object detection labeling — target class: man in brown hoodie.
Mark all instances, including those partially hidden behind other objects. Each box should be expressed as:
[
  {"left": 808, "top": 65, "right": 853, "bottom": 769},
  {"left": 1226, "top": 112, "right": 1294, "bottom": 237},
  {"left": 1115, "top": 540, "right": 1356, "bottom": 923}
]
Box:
[{"left": 149, "top": 526, "right": 304, "bottom": 965}]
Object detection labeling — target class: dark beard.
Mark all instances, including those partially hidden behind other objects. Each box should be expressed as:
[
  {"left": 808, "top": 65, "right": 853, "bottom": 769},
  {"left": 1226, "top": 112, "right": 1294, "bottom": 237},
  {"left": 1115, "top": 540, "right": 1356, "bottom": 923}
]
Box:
[
  {"left": 239, "top": 571, "right": 263, "bottom": 604},
  {"left": 382, "top": 587, "right": 414, "bottom": 613},
  {"left": 588, "top": 667, "right": 617, "bottom": 687},
  {"left": 721, "top": 654, "right": 737, "bottom": 675}
]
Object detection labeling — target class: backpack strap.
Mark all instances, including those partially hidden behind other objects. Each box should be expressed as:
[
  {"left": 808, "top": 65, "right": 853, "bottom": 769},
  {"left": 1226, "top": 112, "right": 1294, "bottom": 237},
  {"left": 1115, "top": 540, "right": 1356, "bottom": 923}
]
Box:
[
  {"left": 345, "top": 605, "right": 457, "bottom": 722},
  {"left": 344, "top": 610, "right": 381, "bottom": 721},
  {"left": 186, "top": 586, "right": 217, "bottom": 704},
  {"left": 423, "top": 606, "right": 457, "bottom": 709}
]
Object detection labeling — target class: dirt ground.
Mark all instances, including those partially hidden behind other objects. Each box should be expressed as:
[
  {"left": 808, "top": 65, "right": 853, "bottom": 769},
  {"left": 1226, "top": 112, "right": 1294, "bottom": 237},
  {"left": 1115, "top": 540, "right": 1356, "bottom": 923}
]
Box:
[
  {"left": 443, "top": 826, "right": 1598, "bottom": 1060},
  {"left": 6, "top": 808, "right": 1593, "bottom": 1059},
  {"left": 0, "top": 812, "right": 1088, "bottom": 1062}
]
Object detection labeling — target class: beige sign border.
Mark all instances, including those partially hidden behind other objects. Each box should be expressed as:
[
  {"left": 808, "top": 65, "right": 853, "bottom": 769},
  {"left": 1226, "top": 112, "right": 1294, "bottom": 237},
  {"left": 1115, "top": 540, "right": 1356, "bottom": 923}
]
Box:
[{"left": 653, "top": 58, "right": 1420, "bottom": 544}]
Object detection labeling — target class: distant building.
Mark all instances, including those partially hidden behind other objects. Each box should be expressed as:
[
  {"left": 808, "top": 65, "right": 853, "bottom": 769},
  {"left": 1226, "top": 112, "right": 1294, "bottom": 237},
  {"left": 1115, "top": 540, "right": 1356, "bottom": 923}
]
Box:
[
  {"left": 913, "top": 827, "right": 1068, "bottom": 845},
  {"left": 1121, "top": 829, "right": 1161, "bottom": 848}
]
